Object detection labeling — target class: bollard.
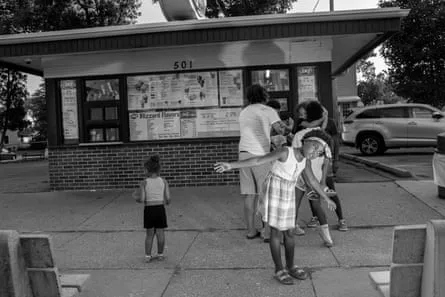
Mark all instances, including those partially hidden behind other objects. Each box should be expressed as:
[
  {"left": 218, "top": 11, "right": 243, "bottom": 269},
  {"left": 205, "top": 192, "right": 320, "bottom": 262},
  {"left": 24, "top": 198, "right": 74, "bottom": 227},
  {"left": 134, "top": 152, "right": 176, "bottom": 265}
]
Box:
[
  {"left": 0, "top": 230, "right": 33, "bottom": 297},
  {"left": 434, "top": 133, "right": 445, "bottom": 199}
]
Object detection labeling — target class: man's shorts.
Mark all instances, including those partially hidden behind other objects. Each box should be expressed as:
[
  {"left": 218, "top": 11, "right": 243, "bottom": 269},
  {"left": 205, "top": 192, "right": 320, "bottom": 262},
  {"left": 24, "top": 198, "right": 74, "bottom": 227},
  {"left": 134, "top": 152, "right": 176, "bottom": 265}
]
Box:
[{"left": 238, "top": 152, "right": 271, "bottom": 195}]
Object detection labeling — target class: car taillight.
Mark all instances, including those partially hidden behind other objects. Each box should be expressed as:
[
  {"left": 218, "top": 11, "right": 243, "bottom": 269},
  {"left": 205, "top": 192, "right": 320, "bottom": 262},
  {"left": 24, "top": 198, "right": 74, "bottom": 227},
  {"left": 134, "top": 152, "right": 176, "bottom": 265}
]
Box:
[{"left": 344, "top": 120, "right": 354, "bottom": 124}]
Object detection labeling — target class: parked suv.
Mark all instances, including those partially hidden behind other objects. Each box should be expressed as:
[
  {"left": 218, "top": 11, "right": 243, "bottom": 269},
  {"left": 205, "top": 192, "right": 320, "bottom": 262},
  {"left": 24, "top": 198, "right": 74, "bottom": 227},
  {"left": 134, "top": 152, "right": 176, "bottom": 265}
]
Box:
[{"left": 342, "top": 103, "right": 445, "bottom": 155}]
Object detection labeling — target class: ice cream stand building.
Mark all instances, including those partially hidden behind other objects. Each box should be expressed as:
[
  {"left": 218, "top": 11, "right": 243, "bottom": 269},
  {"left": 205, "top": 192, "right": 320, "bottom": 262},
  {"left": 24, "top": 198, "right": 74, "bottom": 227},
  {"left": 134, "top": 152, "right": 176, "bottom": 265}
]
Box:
[{"left": 0, "top": 6, "right": 408, "bottom": 190}]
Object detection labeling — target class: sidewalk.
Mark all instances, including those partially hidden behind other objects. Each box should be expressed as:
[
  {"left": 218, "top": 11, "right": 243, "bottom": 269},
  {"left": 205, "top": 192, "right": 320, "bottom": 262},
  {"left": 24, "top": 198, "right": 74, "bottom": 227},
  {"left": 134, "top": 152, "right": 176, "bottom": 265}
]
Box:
[{"left": 1, "top": 181, "right": 444, "bottom": 297}]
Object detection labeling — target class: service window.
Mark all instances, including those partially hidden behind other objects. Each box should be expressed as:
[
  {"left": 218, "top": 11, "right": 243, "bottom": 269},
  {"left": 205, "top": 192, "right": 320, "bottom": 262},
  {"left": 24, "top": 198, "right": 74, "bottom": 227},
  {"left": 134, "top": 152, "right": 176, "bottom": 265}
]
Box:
[
  {"left": 250, "top": 68, "right": 290, "bottom": 111},
  {"left": 251, "top": 69, "right": 290, "bottom": 92},
  {"left": 126, "top": 70, "right": 244, "bottom": 141},
  {"left": 83, "top": 78, "right": 121, "bottom": 142}
]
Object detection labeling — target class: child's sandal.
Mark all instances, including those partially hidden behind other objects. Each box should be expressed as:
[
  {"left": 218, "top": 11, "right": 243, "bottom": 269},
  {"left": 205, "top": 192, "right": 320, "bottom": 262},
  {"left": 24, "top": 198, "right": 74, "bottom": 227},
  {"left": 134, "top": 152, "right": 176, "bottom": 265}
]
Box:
[
  {"left": 287, "top": 266, "right": 308, "bottom": 280},
  {"left": 274, "top": 270, "right": 294, "bottom": 285}
]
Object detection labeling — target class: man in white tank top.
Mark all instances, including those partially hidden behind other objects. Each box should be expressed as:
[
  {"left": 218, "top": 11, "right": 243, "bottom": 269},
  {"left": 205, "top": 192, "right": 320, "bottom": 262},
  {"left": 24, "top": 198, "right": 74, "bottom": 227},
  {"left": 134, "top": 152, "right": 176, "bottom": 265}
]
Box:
[{"left": 238, "top": 84, "right": 285, "bottom": 239}]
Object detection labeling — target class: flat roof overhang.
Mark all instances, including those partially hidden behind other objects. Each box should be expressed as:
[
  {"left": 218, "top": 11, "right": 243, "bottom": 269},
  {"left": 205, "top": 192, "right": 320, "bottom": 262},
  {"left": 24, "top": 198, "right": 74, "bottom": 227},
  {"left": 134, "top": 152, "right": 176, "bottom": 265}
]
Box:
[{"left": 0, "top": 8, "right": 409, "bottom": 77}]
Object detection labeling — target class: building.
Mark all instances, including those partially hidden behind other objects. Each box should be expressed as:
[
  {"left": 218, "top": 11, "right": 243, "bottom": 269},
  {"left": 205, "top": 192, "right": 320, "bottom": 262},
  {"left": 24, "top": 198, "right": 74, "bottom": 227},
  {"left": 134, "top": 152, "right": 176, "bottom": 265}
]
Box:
[{"left": 0, "top": 8, "right": 408, "bottom": 190}]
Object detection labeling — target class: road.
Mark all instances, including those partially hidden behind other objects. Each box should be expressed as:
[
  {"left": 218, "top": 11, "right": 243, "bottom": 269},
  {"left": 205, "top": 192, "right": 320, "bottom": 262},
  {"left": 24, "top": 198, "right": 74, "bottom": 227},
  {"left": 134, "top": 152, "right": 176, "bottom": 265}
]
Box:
[
  {"left": 0, "top": 160, "right": 49, "bottom": 193},
  {"left": 341, "top": 146, "right": 435, "bottom": 179}
]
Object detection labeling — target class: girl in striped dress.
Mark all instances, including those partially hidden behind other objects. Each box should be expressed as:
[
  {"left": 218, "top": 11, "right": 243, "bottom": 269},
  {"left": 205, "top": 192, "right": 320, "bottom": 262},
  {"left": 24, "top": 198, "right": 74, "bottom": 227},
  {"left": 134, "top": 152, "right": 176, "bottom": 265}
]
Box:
[{"left": 214, "top": 129, "right": 336, "bottom": 285}]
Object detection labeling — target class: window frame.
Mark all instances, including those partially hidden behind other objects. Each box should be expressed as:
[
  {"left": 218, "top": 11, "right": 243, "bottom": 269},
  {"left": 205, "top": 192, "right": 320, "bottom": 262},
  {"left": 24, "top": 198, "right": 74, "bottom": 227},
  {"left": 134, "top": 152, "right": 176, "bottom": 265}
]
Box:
[{"left": 80, "top": 76, "right": 125, "bottom": 144}]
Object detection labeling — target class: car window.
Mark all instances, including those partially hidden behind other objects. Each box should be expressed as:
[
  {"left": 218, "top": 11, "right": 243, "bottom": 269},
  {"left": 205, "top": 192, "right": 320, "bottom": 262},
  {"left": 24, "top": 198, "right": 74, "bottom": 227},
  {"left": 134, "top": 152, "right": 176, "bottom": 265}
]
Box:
[
  {"left": 356, "top": 109, "right": 379, "bottom": 119},
  {"left": 411, "top": 107, "right": 433, "bottom": 118},
  {"left": 376, "top": 107, "right": 407, "bottom": 118}
]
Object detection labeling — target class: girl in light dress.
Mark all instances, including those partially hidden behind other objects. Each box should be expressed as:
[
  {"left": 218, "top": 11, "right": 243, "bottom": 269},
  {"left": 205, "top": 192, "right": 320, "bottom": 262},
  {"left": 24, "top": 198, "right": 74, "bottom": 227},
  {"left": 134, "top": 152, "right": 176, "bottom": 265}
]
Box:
[{"left": 214, "top": 130, "right": 336, "bottom": 285}]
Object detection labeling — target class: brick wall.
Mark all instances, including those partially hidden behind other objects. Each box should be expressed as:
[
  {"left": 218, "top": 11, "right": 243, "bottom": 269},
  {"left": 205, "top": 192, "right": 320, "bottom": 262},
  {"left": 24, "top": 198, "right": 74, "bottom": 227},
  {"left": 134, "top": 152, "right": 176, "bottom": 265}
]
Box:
[{"left": 48, "top": 140, "right": 240, "bottom": 191}]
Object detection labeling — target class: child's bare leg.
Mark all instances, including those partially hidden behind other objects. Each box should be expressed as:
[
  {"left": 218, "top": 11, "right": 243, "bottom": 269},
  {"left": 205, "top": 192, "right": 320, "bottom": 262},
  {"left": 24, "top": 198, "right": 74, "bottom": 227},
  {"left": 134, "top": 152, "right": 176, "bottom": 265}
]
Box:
[
  {"left": 145, "top": 228, "right": 155, "bottom": 257},
  {"left": 283, "top": 230, "right": 295, "bottom": 268},
  {"left": 284, "top": 228, "right": 308, "bottom": 280},
  {"left": 269, "top": 227, "right": 284, "bottom": 272},
  {"left": 156, "top": 228, "right": 165, "bottom": 255}
]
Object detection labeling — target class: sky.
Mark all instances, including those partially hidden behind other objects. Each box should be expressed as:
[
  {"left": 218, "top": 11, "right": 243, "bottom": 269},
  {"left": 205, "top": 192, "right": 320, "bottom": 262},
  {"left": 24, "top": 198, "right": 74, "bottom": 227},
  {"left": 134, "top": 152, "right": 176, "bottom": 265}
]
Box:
[{"left": 27, "top": 0, "right": 387, "bottom": 94}]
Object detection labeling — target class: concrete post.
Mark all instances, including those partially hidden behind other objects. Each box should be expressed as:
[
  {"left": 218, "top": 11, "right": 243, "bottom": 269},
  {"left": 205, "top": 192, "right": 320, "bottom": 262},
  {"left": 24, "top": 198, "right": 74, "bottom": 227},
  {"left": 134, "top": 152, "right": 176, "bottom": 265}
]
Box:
[
  {"left": 0, "top": 230, "right": 33, "bottom": 297},
  {"left": 421, "top": 220, "right": 445, "bottom": 297}
]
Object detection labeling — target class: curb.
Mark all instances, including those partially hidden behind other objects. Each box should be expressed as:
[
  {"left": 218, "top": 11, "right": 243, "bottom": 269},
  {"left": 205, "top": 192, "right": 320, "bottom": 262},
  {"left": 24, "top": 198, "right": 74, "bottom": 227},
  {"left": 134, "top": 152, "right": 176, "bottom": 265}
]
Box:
[{"left": 340, "top": 153, "right": 413, "bottom": 178}]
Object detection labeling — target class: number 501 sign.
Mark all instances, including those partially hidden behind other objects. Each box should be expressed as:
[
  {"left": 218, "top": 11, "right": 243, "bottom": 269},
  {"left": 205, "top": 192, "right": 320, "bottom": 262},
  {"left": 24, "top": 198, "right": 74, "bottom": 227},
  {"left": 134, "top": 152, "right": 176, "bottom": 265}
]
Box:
[{"left": 173, "top": 60, "right": 193, "bottom": 70}]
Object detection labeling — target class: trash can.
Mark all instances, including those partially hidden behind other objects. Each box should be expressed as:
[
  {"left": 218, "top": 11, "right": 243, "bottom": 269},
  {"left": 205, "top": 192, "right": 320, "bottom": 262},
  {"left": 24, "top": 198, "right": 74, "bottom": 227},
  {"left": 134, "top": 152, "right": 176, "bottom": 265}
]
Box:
[{"left": 433, "top": 132, "right": 445, "bottom": 199}]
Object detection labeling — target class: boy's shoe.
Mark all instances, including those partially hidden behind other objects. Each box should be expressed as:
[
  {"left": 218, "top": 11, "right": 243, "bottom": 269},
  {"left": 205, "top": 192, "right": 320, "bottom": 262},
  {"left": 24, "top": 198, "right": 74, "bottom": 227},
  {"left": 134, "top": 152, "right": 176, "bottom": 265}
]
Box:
[
  {"left": 156, "top": 254, "right": 165, "bottom": 261},
  {"left": 338, "top": 219, "right": 349, "bottom": 231},
  {"left": 307, "top": 217, "right": 319, "bottom": 228},
  {"left": 145, "top": 255, "right": 153, "bottom": 262},
  {"left": 320, "top": 225, "right": 334, "bottom": 247},
  {"left": 293, "top": 224, "right": 306, "bottom": 236}
]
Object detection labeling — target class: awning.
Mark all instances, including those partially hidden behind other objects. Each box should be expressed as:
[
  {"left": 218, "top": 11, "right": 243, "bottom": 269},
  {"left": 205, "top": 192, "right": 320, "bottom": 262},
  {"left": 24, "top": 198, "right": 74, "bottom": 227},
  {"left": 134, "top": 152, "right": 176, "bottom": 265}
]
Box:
[{"left": 0, "top": 8, "right": 409, "bottom": 77}]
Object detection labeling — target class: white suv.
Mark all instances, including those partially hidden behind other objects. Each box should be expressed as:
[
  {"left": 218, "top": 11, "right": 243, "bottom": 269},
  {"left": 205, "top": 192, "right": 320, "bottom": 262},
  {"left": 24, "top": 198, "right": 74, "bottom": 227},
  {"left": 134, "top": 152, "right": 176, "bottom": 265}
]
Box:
[{"left": 342, "top": 103, "right": 445, "bottom": 155}]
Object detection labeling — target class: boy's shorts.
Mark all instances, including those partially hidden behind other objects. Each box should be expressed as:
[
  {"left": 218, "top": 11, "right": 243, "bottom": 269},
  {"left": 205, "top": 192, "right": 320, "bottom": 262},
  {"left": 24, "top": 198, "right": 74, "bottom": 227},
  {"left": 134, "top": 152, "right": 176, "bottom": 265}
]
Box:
[{"left": 238, "top": 152, "right": 271, "bottom": 195}]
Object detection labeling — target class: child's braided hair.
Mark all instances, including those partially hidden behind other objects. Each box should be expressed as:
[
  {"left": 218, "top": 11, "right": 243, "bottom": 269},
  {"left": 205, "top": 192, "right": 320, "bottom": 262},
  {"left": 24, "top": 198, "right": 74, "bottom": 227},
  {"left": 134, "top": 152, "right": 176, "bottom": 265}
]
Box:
[{"left": 144, "top": 155, "right": 161, "bottom": 174}]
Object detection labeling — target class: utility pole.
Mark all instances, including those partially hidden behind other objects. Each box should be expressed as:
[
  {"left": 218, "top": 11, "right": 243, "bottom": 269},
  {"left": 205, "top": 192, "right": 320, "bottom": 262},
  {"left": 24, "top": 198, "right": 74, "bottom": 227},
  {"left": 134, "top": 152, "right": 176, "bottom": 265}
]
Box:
[{"left": 329, "top": 0, "right": 334, "bottom": 11}]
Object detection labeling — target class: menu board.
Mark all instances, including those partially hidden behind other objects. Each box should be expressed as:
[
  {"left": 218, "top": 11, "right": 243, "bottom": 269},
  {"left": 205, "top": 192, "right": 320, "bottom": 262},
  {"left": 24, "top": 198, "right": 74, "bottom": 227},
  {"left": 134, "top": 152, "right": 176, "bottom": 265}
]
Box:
[
  {"left": 60, "top": 80, "right": 79, "bottom": 142},
  {"left": 297, "top": 66, "right": 318, "bottom": 102},
  {"left": 129, "top": 108, "right": 241, "bottom": 140},
  {"left": 219, "top": 70, "right": 244, "bottom": 106},
  {"left": 127, "top": 72, "right": 218, "bottom": 110}
]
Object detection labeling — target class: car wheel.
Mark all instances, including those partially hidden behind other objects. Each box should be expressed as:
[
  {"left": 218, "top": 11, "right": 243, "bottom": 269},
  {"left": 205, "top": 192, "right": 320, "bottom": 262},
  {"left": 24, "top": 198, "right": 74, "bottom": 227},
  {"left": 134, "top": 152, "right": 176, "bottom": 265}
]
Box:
[{"left": 358, "top": 134, "right": 385, "bottom": 156}]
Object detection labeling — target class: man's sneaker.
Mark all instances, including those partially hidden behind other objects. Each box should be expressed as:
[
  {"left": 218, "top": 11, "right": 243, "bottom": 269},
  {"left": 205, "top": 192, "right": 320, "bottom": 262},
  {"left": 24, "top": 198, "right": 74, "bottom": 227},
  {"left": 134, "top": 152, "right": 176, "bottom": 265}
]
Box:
[
  {"left": 293, "top": 224, "right": 305, "bottom": 236},
  {"left": 338, "top": 219, "right": 349, "bottom": 231},
  {"left": 307, "top": 217, "right": 319, "bottom": 228}
]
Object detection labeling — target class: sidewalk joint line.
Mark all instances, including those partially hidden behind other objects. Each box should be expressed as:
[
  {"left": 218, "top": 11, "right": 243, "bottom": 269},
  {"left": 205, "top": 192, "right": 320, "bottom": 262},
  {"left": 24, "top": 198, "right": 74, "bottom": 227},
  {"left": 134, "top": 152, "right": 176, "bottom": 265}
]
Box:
[{"left": 395, "top": 182, "right": 445, "bottom": 219}]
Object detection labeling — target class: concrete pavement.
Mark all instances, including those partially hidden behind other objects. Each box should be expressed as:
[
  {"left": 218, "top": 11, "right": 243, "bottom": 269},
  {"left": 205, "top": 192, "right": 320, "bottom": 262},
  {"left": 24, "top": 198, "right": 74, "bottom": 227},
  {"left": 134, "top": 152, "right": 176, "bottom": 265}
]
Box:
[{"left": 1, "top": 180, "right": 445, "bottom": 297}]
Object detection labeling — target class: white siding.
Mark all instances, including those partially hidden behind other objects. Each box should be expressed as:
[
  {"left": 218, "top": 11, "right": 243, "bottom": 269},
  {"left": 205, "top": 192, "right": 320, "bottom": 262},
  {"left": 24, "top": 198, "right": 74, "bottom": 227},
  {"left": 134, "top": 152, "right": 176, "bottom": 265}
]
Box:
[{"left": 42, "top": 38, "right": 332, "bottom": 78}]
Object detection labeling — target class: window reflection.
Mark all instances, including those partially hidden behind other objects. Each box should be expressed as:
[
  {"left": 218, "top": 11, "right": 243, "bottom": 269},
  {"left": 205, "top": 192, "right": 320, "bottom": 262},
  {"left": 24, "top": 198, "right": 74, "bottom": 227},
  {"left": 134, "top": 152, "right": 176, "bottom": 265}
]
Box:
[{"left": 251, "top": 69, "right": 289, "bottom": 91}]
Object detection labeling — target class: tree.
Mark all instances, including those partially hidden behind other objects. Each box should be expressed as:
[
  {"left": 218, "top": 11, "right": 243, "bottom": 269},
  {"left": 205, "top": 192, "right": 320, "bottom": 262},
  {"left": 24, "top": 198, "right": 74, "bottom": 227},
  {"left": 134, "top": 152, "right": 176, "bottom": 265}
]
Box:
[
  {"left": 152, "top": 0, "right": 298, "bottom": 18},
  {"left": 25, "top": 83, "right": 47, "bottom": 140},
  {"left": 379, "top": 0, "right": 445, "bottom": 108},
  {"left": 0, "top": 69, "right": 29, "bottom": 148}
]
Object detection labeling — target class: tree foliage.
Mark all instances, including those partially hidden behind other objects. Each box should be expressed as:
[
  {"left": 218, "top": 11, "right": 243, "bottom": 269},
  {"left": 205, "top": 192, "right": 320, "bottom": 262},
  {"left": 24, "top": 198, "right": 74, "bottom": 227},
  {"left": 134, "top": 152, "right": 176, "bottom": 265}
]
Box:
[
  {"left": 152, "top": 0, "right": 298, "bottom": 18},
  {"left": 379, "top": 0, "right": 445, "bottom": 108},
  {"left": 0, "top": 70, "right": 29, "bottom": 148},
  {"left": 25, "top": 83, "right": 47, "bottom": 140},
  {"left": 1, "top": 0, "right": 141, "bottom": 33}
]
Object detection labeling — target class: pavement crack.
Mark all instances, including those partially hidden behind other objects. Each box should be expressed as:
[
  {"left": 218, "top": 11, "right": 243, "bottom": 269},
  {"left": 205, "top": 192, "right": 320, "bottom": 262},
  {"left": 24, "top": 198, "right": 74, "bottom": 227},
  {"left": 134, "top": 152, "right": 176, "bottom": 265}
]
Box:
[
  {"left": 160, "top": 231, "right": 200, "bottom": 297},
  {"left": 76, "top": 192, "right": 122, "bottom": 228}
]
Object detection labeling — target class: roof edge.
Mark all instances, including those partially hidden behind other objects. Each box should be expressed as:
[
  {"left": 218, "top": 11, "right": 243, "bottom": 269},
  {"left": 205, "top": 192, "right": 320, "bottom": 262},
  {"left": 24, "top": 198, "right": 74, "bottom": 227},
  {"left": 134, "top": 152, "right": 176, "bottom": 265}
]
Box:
[{"left": 0, "top": 8, "right": 410, "bottom": 45}]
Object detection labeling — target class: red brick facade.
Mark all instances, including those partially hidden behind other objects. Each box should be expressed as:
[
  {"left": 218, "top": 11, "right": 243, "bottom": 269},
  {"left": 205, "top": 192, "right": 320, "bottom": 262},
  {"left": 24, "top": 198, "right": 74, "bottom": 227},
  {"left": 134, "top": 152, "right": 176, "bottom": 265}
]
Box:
[{"left": 48, "top": 140, "right": 240, "bottom": 191}]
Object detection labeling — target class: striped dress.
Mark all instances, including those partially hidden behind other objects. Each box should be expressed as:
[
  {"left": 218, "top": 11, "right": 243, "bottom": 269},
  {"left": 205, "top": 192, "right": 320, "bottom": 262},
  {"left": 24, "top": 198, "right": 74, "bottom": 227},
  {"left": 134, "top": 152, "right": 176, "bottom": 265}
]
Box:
[{"left": 258, "top": 147, "right": 307, "bottom": 231}]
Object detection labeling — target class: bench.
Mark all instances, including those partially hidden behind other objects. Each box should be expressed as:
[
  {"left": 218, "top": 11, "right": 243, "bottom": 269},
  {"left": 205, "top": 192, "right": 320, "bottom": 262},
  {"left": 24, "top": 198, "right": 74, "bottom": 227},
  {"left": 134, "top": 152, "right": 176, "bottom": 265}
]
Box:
[
  {"left": 369, "top": 220, "right": 445, "bottom": 297},
  {"left": 0, "top": 230, "right": 90, "bottom": 297}
]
